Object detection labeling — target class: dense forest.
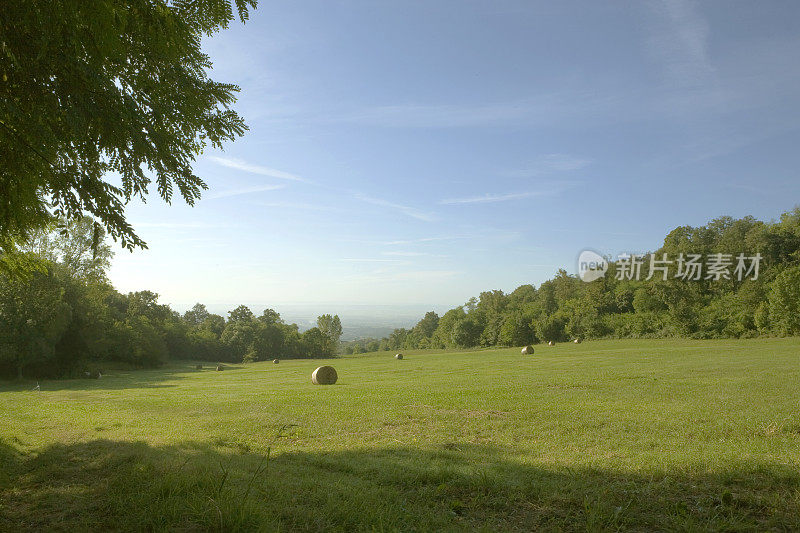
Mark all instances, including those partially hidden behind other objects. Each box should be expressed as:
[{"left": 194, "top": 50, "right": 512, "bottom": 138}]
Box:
[
  {"left": 344, "top": 208, "right": 800, "bottom": 354},
  {"left": 0, "top": 219, "right": 342, "bottom": 379}
]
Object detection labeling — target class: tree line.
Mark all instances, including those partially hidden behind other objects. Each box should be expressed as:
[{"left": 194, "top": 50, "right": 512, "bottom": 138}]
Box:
[
  {"left": 4, "top": 209, "right": 800, "bottom": 377},
  {"left": 344, "top": 208, "right": 800, "bottom": 354},
  {"left": 0, "top": 219, "right": 342, "bottom": 380}
]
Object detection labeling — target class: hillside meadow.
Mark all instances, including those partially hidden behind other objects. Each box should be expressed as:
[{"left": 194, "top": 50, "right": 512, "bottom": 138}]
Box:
[{"left": 1, "top": 338, "right": 799, "bottom": 531}]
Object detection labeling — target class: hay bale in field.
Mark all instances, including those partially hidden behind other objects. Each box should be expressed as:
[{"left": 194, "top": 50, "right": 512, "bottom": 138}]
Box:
[
  {"left": 311, "top": 366, "right": 337, "bottom": 385},
  {"left": 395, "top": 353, "right": 403, "bottom": 360},
  {"left": 273, "top": 359, "right": 279, "bottom": 364},
  {"left": 548, "top": 341, "right": 555, "bottom": 347},
  {"left": 521, "top": 345, "right": 534, "bottom": 355},
  {"left": 574, "top": 338, "right": 581, "bottom": 344},
  {"left": 216, "top": 364, "right": 224, "bottom": 371},
  {"left": 195, "top": 364, "right": 203, "bottom": 370}
]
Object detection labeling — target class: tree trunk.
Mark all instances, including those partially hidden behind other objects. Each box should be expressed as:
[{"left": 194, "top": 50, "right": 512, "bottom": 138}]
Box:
[{"left": 17, "top": 362, "right": 23, "bottom": 381}]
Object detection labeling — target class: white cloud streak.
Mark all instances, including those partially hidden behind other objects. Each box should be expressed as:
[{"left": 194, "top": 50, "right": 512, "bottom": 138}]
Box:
[
  {"left": 336, "top": 96, "right": 575, "bottom": 129},
  {"left": 350, "top": 269, "right": 462, "bottom": 284},
  {"left": 381, "top": 251, "right": 447, "bottom": 257},
  {"left": 440, "top": 191, "right": 543, "bottom": 205},
  {"left": 136, "top": 222, "right": 236, "bottom": 229},
  {"left": 356, "top": 194, "right": 437, "bottom": 222},
  {"left": 390, "top": 270, "right": 461, "bottom": 281},
  {"left": 205, "top": 184, "right": 285, "bottom": 200},
  {"left": 207, "top": 156, "right": 307, "bottom": 182},
  {"left": 340, "top": 258, "right": 403, "bottom": 263},
  {"left": 508, "top": 154, "right": 592, "bottom": 177},
  {"left": 380, "top": 236, "right": 473, "bottom": 246},
  {"left": 646, "top": 0, "right": 714, "bottom": 87}
]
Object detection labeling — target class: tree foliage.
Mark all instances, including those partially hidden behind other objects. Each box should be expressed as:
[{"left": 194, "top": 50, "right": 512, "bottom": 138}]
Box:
[
  {"left": 0, "top": 259, "right": 71, "bottom": 378},
  {"left": 768, "top": 266, "right": 800, "bottom": 336},
  {"left": 0, "top": 0, "right": 256, "bottom": 251}
]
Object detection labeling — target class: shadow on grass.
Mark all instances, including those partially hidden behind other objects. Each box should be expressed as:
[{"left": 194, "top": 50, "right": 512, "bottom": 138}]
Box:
[
  {"left": 0, "top": 371, "right": 182, "bottom": 393},
  {"left": 1, "top": 438, "right": 798, "bottom": 532},
  {"left": 0, "top": 363, "right": 248, "bottom": 393}
]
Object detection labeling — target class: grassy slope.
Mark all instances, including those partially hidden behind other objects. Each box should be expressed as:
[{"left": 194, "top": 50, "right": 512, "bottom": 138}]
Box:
[{"left": 1, "top": 338, "right": 799, "bottom": 531}]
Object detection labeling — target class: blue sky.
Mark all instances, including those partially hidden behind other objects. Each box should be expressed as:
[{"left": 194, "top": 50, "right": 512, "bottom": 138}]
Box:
[{"left": 109, "top": 0, "right": 800, "bottom": 313}]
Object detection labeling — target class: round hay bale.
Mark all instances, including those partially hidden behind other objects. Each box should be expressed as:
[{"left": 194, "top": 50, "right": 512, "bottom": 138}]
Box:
[
  {"left": 574, "top": 338, "right": 581, "bottom": 344},
  {"left": 312, "top": 366, "right": 337, "bottom": 385},
  {"left": 395, "top": 353, "right": 403, "bottom": 360},
  {"left": 216, "top": 364, "right": 224, "bottom": 371},
  {"left": 273, "top": 359, "right": 280, "bottom": 364},
  {"left": 548, "top": 341, "right": 555, "bottom": 347},
  {"left": 521, "top": 345, "right": 534, "bottom": 355}
]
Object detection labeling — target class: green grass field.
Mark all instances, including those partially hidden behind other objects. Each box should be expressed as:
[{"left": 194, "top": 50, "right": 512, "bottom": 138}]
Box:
[{"left": 1, "top": 338, "right": 799, "bottom": 531}]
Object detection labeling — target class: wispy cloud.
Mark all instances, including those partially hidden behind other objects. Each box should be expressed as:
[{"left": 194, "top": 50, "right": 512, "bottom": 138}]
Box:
[
  {"left": 340, "top": 258, "right": 403, "bottom": 263},
  {"left": 207, "top": 156, "right": 306, "bottom": 182},
  {"left": 336, "top": 235, "right": 473, "bottom": 246},
  {"left": 250, "top": 201, "right": 345, "bottom": 213},
  {"left": 391, "top": 270, "right": 461, "bottom": 281},
  {"left": 205, "top": 184, "right": 285, "bottom": 200},
  {"left": 381, "top": 251, "right": 448, "bottom": 258},
  {"left": 547, "top": 227, "right": 644, "bottom": 237},
  {"left": 349, "top": 269, "right": 462, "bottom": 284},
  {"left": 380, "top": 235, "right": 473, "bottom": 246},
  {"left": 440, "top": 191, "right": 543, "bottom": 205},
  {"left": 136, "top": 222, "right": 235, "bottom": 229},
  {"left": 333, "top": 91, "right": 605, "bottom": 129},
  {"left": 726, "top": 183, "right": 773, "bottom": 196},
  {"left": 508, "top": 154, "right": 592, "bottom": 177},
  {"left": 344, "top": 102, "right": 540, "bottom": 128},
  {"left": 356, "top": 194, "right": 437, "bottom": 222},
  {"left": 646, "top": 0, "right": 714, "bottom": 87}
]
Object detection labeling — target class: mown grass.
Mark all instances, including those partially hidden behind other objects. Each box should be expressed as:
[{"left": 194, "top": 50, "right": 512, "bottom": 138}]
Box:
[{"left": 1, "top": 338, "right": 799, "bottom": 531}]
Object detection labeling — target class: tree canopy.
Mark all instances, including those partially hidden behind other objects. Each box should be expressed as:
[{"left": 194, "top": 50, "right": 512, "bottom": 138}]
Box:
[{"left": 0, "top": 0, "right": 256, "bottom": 252}]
